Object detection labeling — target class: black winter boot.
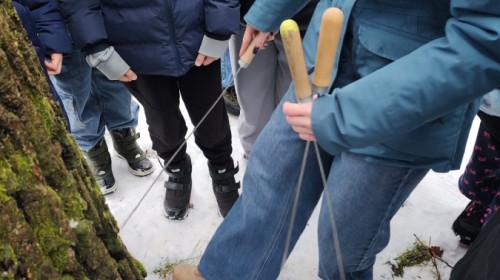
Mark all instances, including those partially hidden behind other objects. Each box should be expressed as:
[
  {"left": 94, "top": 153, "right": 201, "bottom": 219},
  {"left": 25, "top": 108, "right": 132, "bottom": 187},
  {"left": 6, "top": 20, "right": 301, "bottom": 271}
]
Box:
[
  {"left": 110, "top": 128, "right": 154, "bottom": 176},
  {"left": 452, "top": 201, "right": 487, "bottom": 246},
  {"left": 83, "top": 137, "right": 117, "bottom": 195},
  {"left": 164, "top": 154, "right": 192, "bottom": 220},
  {"left": 222, "top": 85, "right": 240, "bottom": 117},
  {"left": 208, "top": 159, "right": 240, "bottom": 217}
]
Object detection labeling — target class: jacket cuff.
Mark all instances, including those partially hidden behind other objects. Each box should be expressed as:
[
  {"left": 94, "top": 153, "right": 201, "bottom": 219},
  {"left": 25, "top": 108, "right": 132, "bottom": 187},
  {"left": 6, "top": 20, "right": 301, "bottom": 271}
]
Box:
[
  {"left": 198, "top": 35, "right": 228, "bottom": 59},
  {"left": 85, "top": 47, "right": 130, "bottom": 80},
  {"left": 83, "top": 41, "right": 110, "bottom": 56}
]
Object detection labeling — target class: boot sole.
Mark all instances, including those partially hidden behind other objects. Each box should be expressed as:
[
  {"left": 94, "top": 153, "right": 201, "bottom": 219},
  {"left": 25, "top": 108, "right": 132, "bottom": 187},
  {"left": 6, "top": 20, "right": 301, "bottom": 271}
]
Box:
[
  {"left": 116, "top": 154, "right": 155, "bottom": 177},
  {"left": 101, "top": 182, "right": 118, "bottom": 195},
  {"left": 163, "top": 207, "right": 189, "bottom": 220},
  {"left": 128, "top": 165, "right": 155, "bottom": 177}
]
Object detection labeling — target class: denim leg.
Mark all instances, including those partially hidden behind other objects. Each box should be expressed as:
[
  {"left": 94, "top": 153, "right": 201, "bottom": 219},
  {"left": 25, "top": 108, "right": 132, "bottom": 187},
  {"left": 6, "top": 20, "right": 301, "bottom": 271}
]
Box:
[
  {"left": 220, "top": 49, "right": 233, "bottom": 89},
  {"left": 50, "top": 50, "right": 98, "bottom": 151},
  {"left": 199, "top": 88, "right": 333, "bottom": 279},
  {"left": 318, "top": 153, "right": 429, "bottom": 279},
  {"left": 90, "top": 68, "right": 139, "bottom": 132},
  {"left": 50, "top": 50, "right": 139, "bottom": 151}
]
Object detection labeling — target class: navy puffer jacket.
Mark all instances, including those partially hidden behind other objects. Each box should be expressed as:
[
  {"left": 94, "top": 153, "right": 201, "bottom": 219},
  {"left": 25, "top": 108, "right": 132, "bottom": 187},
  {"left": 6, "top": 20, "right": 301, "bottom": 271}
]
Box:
[
  {"left": 59, "top": 0, "right": 240, "bottom": 77},
  {"left": 12, "top": 0, "right": 71, "bottom": 56}
]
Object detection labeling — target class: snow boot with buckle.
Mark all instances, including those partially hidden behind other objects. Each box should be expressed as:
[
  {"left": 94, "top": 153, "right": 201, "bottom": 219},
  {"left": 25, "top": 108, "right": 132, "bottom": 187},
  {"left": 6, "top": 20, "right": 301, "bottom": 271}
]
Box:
[
  {"left": 452, "top": 201, "right": 487, "bottom": 246},
  {"left": 208, "top": 159, "right": 240, "bottom": 217},
  {"left": 110, "top": 127, "right": 154, "bottom": 176},
  {"left": 83, "top": 137, "right": 117, "bottom": 195},
  {"left": 164, "top": 154, "right": 192, "bottom": 220}
]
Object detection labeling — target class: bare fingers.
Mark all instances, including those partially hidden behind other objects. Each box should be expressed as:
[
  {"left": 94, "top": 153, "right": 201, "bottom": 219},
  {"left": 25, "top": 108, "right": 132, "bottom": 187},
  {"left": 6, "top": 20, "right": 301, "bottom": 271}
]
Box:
[
  {"left": 286, "top": 118, "right": 316, "bottom": 141},
  {"left": 195, "top": 54, "right": 217, "bottom": 66},
  {"left": 45, "top": 53, "right": 63, "bottom": 75},
  {"left": 283, "top": 101, "right": 316, "bottom": 141},
  {"left": 119, "top": 69, "right": 137, "bottom": 82}
]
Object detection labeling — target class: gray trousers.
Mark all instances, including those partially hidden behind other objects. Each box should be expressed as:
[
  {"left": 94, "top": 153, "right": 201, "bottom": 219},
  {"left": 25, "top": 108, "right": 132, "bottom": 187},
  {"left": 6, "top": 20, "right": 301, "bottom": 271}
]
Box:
[{"left": 229, "top": 26, "right": 292, "bottom": 157}]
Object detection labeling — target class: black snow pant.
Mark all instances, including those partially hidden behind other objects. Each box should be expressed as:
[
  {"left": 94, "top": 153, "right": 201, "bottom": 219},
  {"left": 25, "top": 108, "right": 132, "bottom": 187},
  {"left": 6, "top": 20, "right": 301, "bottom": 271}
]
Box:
[{"left": 125, "top": 60, "right": 232, "bottom": 166}]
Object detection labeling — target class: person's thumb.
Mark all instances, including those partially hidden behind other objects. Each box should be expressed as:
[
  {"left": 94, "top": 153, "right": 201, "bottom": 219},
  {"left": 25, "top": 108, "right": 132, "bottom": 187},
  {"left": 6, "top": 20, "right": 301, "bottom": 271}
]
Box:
[
  {"left": 120, "top": 69, "right": 137, "bottom": 82},
  {"left": 195, "top": 54, "right": 205, "bottom": 66},
  {"left": 124, "top": 69, "right": 137, "bottom": 80}
]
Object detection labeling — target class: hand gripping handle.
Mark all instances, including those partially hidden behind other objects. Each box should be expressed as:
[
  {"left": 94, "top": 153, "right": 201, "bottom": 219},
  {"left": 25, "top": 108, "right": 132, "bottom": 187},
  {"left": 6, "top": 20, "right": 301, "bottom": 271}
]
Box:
[{"left": 238, "top": 37, "right": 259, "bottom": 69}]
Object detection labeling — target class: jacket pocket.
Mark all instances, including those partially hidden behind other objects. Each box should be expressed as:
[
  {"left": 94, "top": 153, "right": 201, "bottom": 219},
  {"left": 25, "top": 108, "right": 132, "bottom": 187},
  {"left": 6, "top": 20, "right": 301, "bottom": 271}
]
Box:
[
  {"left": 358, "top": 22, "right": 429, "bottom": 61},
  {"left": 352, "top": 21, "right": 431, "bottom": 77}
]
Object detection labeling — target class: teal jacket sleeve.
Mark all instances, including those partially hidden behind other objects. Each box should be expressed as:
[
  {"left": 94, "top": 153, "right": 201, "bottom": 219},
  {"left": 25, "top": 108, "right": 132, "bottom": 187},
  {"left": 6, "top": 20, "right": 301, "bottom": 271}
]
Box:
[
  {"left": 311, "top": 0, "right": 500, "bottom": 155},
  {"left": 243, "top": 0, "right": 309, "bottom": 32},
  {"left": 244, "top": 0, "right": 500, "bottom": 157}
]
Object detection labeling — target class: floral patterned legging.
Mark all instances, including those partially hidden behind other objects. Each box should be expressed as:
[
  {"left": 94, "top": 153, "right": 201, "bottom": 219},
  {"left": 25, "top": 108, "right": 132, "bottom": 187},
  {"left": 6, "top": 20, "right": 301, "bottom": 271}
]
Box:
[{"left": 459, "top": 122, "right": 500, "bottom": 222}]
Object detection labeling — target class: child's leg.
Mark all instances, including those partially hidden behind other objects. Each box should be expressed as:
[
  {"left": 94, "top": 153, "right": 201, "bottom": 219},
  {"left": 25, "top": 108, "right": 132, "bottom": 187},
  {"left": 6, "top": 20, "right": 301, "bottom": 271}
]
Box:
[
  {"left": 454, "top": 121, "right": 500, "bottom": 244},
  {"left": 459, "top": 123, "right": 499, "bottom": 208},
  {"left": 318, "top": 152, "right": 428, "bottom": 279},
  {"left": 178, "top": 60, "right": 232, "bottom": 165}
]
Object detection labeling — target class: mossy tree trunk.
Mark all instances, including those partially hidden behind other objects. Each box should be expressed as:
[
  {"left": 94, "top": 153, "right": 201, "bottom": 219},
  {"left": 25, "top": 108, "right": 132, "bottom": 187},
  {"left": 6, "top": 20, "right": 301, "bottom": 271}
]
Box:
[{"left": 0, "top": 2, "right": 146, "bottom": 279}]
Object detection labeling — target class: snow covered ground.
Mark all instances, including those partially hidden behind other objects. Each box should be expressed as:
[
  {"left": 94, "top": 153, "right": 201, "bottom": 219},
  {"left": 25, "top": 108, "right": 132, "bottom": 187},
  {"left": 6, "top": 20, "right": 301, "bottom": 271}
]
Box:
[{"left": 103, "top": 101, "right": 475, "bottom": 279}]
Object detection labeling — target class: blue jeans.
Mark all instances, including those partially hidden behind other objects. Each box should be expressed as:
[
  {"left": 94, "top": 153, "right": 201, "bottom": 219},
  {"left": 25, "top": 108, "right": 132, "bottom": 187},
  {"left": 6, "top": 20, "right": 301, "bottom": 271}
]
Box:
[
  {"left": 220, "top": 49, "right": 233, "bottom": 89},
  {"left": 198, "top": 89, "right": 429, "bottom": 279},
  {"left": 50, "top": 50, "right": 139, "bottom": 151}
]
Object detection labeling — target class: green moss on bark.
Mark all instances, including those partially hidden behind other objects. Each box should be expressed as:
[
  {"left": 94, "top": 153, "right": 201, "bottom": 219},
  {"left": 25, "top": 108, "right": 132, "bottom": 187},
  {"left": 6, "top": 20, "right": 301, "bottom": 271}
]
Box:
[{"left": 0, "top": 2, "right": 146, "bottom": 279}]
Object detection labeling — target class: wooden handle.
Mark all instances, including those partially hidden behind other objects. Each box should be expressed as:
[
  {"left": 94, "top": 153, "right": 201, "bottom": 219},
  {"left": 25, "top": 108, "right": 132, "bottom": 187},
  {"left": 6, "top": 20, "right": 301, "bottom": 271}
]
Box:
[
  {"left": 280, "top": 19, "right": 312, "bottom": 101},
  {"left": 238, "top": 38, "right": 258, "bottom": 68},
  {"left": 312, "top": 7, "right": 344, "bottom": 90}
]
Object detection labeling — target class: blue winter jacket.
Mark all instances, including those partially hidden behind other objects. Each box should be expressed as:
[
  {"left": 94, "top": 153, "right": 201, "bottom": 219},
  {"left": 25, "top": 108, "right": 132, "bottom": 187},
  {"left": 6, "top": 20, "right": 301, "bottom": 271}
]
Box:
[
  {"left": 12, "top": 0, "right": 71, "bottom": 58},
  {"left": 245, "top": 0, "right": 500, "bottom": 172},
  {"left": 12, "top": 0, "right": 72, "bottom": 128},
  {"left": 58, "top": 0, "right": 240, "bottom": 77}
]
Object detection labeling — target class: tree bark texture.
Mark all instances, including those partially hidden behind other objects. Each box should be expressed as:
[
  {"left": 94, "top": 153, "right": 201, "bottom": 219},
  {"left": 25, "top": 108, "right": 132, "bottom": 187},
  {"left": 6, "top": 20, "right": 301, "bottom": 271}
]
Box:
[{"left": 0, "top": 2, "right": 146, "bottom": 279}]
